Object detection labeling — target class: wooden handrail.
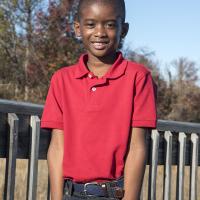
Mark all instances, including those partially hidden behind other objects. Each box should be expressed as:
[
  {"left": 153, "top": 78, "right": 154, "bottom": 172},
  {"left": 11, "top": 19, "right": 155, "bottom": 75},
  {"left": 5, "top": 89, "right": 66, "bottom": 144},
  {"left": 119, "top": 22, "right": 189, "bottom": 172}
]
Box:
[{"left": 0, "top": 99, "right": 43, "bottom": 115}]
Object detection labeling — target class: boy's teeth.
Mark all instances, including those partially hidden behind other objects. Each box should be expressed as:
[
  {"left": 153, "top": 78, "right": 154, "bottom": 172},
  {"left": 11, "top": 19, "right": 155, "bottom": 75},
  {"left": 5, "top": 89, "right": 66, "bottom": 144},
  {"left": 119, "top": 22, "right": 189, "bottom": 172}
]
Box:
[
  {"left": 92, "top": 42, "right": 106, "bottom": 49},
  {"left": 94, "top": 42, "right": 104, "bottom": 45}
]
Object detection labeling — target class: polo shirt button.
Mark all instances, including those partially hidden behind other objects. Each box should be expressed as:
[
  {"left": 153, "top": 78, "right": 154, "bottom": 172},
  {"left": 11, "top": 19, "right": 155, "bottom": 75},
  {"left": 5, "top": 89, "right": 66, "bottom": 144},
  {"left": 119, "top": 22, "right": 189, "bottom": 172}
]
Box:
[
  {"left": 88, "top": 73, "right": 93, "bottom": 78},
  {"left": 91, "top": 87, "right": 96, "bottom": 92}
]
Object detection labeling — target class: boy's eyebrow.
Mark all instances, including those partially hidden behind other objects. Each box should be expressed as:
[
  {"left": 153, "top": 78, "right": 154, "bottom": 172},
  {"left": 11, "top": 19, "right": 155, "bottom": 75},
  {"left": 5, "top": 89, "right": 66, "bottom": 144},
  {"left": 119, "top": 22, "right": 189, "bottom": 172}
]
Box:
[
  {"left": 83, "top": 18, "right": 96, "bottom": 21},
  {"left": 83, "top": 18, "right": 118, "bottom": 22}
]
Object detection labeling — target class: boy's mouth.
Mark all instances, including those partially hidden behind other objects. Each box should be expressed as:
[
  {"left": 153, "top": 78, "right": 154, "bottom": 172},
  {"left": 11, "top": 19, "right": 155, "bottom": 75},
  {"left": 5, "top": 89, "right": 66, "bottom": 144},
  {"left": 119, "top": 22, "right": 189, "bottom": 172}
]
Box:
[{"left": 91, "top": 41, "right": 108, "bottom": 50}]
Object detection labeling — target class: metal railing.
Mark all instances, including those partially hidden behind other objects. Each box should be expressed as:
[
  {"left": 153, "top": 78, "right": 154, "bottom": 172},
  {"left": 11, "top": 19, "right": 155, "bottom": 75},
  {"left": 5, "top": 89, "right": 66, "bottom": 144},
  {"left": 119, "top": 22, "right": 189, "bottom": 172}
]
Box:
[{"left": 0, "top": 99, "right": 199, "bottom": 200}]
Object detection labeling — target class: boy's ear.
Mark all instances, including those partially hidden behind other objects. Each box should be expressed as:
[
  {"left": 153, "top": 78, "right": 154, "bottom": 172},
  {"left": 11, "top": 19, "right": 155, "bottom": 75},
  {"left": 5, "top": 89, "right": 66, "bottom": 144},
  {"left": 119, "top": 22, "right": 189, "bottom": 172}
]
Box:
[
  {"left": 121, "top": 22, "right": 129, "bottom": 38},
  {"left": 73, "top": 21, "right": 81, "bottom": 38}
]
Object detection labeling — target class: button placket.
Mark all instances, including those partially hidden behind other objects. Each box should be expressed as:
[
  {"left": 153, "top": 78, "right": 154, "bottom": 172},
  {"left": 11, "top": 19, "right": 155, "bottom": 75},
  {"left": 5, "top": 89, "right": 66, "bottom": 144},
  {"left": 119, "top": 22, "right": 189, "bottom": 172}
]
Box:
[
  {"left": 88, "top": 78, "right": 107, "bottom": 90},
  {"left": 86, "top": 78, "right": 107, "bottom": 108}
]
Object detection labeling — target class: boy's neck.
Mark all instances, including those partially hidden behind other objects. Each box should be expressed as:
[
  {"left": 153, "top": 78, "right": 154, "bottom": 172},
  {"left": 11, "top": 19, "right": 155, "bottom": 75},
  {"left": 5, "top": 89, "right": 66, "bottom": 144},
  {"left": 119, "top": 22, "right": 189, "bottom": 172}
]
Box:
[
  {"left": 87, "top": 52, "right": 118, "bottom": 68},
  {"left": 87, "top": 62, "right": 111, "bottom": 78},
  {"left": 86, "top": 52, "right": 118, "bottom": 78}
]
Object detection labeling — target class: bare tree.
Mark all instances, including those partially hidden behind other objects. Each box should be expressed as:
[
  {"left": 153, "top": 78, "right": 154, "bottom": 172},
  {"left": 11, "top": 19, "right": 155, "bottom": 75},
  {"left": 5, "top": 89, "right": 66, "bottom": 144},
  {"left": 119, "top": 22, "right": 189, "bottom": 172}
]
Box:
[{"left": 167, "top": 57, "right": 200, "bottom": 122}]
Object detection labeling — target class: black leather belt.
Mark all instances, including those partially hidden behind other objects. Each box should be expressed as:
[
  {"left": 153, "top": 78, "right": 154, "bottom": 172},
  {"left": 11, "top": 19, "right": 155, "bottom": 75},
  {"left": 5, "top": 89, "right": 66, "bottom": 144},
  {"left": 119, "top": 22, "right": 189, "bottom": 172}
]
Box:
[{"left": 64, "top": 177, "right": 124, "bottom": 198}]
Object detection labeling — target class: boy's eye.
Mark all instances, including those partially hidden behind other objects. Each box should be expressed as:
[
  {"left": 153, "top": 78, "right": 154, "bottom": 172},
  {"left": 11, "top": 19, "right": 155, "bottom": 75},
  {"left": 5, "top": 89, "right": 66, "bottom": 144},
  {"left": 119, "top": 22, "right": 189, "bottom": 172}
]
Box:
[
  {"left": 105, "top": 22, "right": 116, "bottom": 29},
  {"left": 85, "top": 21, "right": 95, "bottom": 28}
]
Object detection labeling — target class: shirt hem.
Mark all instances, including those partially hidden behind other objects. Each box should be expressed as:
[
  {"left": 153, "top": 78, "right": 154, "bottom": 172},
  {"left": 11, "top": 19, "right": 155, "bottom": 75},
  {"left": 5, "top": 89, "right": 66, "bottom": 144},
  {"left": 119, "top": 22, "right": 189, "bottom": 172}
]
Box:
[
  {"left": 132, "top": 120, "right": 157, "bottom": 128},
  {"left": 40, "top": 121, "right": 63, "bottom": 130}
]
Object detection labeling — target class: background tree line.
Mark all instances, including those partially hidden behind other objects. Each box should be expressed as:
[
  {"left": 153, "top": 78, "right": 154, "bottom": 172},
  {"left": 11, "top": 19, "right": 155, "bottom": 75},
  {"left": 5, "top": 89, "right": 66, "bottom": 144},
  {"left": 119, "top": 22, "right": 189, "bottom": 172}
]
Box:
[{"left": 0, "top": 0, "right": 199, "bottom": 122}]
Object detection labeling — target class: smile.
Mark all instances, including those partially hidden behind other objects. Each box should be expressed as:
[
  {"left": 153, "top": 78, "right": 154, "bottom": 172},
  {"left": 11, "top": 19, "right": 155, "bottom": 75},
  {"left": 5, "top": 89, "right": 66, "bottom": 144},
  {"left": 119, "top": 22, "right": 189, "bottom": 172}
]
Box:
[{"left": 91, "top": 41, "right": 109, "bottom": 50}]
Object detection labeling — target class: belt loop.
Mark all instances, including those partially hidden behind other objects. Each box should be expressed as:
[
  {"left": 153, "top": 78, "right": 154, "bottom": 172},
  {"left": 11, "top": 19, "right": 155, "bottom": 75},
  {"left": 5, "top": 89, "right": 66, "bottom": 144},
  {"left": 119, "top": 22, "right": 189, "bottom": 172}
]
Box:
[
  {"left": 64, "top": 179, "right": 73, "bottom": 196},
  {"left": 105, "top": 182, "right": 114, "bottom": 198}
]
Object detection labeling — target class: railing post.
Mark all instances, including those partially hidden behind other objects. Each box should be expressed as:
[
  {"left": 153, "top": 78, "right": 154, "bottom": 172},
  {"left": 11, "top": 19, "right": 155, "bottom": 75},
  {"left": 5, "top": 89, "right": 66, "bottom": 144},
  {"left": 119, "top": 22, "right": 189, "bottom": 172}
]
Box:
[
  {"left": 177, "top": 132, "right": 186, "bottom": 200},
  {"left": 163, "top": 131, "right": 172, "bottom": 200},
  {"left": 27, "top": 116, "right": 40, "bottom": 200},
  {"left": 189, "top": 133, "right": 199, "bottom": 200},
  {"left": 4, "top": 113, "right": 19, "bottom": 200},
  {"left": 148, "top": 129, "right": 160, "bottom": 200},
  {"left": 47, "top": 175, "right": 51, "bottom": 200}
]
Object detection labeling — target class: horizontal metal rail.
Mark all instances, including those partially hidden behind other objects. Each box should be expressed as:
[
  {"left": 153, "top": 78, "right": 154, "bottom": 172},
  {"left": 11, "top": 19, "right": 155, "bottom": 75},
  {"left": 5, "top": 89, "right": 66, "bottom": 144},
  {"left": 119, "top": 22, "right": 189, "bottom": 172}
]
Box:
[{"left": 1, "top": 99, "right": 200, "bottom": 133}]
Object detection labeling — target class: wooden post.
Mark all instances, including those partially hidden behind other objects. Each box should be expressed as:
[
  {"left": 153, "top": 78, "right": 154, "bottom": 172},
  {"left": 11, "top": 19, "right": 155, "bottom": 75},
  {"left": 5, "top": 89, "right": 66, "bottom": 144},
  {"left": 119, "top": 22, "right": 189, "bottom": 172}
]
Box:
[
  {"left": 27, "top": 116, "right": 40, "bottom": 200},
  {"left": 189, "top": 133, "right": 199, "bottom": 200},
  {"left": 47, "top": 175, "right": 51, "bottom": 200},
  {"left": 4, "top": 113, "right": 19, "bottom": 200},
  {"left": 163, "top": 131, "right": 172, "bottom": 200},
  {"left": 148, "top": 129, "right": 160, "bottom": 200},
  {"left": 176, "top": 132, "right": 186, "bottom": 200},
  {"left": 140, "top": 177, "right": 144, "bottom": 200}
]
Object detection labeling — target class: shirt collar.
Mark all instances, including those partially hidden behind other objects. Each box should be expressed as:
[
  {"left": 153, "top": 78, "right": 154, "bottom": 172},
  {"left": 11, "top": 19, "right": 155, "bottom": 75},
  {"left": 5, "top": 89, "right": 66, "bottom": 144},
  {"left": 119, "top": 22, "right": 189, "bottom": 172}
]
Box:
[{"left": 74, "top": 52, "right": 127, "bottom": 79}]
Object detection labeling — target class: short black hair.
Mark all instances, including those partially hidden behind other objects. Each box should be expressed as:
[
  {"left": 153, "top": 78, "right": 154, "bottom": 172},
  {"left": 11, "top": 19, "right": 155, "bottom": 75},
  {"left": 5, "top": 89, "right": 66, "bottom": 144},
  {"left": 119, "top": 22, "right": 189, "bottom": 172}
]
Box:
[{"left": 77, "top": 0, "right": 126, "bottom": 22}]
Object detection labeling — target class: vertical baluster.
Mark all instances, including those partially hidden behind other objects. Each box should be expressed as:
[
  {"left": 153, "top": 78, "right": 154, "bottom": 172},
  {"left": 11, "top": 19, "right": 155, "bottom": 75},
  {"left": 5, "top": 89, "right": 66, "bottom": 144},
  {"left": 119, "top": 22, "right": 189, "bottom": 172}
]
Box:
[
  {"left": 176, "top": 132, "right": 186, "bottom": 200},
  {"left": 47, "top": 175, "right": 51, "bottom": 200},
  {"left": 189, "top": 133, "right": 199, "bottom": 200},
  {"left": 140, "top": 179, "right": 144, "bottom": 200},
  {"left": 4, "top": 113, "right": 19, "bottom": 200},
  {"left": 163, "top": 131, "right": 172, "bottom": 200},
  {"left": 148, "top": 129, "right": 160, "bottom": 200},
  {"left": 27, "top": 116, "right": 40, "bottom": 200}
]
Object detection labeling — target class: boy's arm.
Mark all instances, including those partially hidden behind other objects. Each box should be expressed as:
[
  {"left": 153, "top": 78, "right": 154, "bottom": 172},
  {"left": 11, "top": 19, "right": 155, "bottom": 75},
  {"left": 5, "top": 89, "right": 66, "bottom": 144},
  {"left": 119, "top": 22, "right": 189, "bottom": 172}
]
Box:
[
  {"left": 123, "top": 127, "right": 147, "bottom": 200},
  {"left": 47, "top": 129, "right": 64, "bottom": 200}
]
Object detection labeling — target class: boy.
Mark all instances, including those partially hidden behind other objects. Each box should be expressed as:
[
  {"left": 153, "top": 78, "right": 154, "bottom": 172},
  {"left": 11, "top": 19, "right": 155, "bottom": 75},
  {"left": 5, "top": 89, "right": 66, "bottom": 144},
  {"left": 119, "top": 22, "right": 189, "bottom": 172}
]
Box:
[{"left": 41, "top": 0, "right": 157, "bottom": 200}]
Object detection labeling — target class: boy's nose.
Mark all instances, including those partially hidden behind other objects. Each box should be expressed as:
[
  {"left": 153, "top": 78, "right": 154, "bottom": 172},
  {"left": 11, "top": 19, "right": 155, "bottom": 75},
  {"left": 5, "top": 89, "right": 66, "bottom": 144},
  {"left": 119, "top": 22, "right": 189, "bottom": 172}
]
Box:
[{"left": 94, "top": 24, "right": 107, "bottom": 37}]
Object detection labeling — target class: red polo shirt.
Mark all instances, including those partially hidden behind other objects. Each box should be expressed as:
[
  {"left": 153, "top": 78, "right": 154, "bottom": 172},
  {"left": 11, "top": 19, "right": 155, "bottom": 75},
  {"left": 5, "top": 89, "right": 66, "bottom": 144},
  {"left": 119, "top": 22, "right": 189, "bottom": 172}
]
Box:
[{"left": 41, "top": 52, "right": 157, "bottom": 182}]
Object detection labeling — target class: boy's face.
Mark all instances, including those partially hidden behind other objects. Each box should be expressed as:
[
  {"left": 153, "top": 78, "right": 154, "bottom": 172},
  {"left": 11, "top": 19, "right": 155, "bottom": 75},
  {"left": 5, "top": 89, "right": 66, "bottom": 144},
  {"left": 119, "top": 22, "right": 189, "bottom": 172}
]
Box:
[{"left": 74, "top": 2, "right": 128, "bottom": 60}]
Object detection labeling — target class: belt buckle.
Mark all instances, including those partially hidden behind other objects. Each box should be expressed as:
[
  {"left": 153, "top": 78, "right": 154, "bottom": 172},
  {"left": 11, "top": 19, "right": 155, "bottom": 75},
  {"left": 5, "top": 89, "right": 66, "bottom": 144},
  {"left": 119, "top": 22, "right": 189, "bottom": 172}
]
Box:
[{"left": 84, "top": 182, "right": 99, "bottom": 196}]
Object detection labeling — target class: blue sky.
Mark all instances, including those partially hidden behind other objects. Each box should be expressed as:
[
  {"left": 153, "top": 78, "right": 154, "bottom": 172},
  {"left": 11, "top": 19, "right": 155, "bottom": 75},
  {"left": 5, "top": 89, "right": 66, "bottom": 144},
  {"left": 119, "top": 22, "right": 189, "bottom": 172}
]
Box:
[{"left": 124, "top": 0, "right": 200, "bottom": 74}]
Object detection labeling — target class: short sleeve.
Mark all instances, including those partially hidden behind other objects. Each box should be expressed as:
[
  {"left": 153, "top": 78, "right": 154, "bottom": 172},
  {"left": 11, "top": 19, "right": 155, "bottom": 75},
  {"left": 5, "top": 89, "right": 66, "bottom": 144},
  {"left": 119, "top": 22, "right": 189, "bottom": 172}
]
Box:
[
  {"left": 131, "top": 72, "right": 157, "bottom": 128},
  {"left": 41, "top": 73, "right": 63, "bottom": 130}
]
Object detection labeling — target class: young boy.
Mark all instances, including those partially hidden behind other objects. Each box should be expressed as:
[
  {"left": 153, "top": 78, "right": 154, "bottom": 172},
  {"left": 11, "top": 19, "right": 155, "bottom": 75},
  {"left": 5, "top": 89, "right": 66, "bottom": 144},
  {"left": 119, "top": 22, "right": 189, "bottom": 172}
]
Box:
[{"left": 41, "top": 0, "right": 157, "bottom": 200}]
